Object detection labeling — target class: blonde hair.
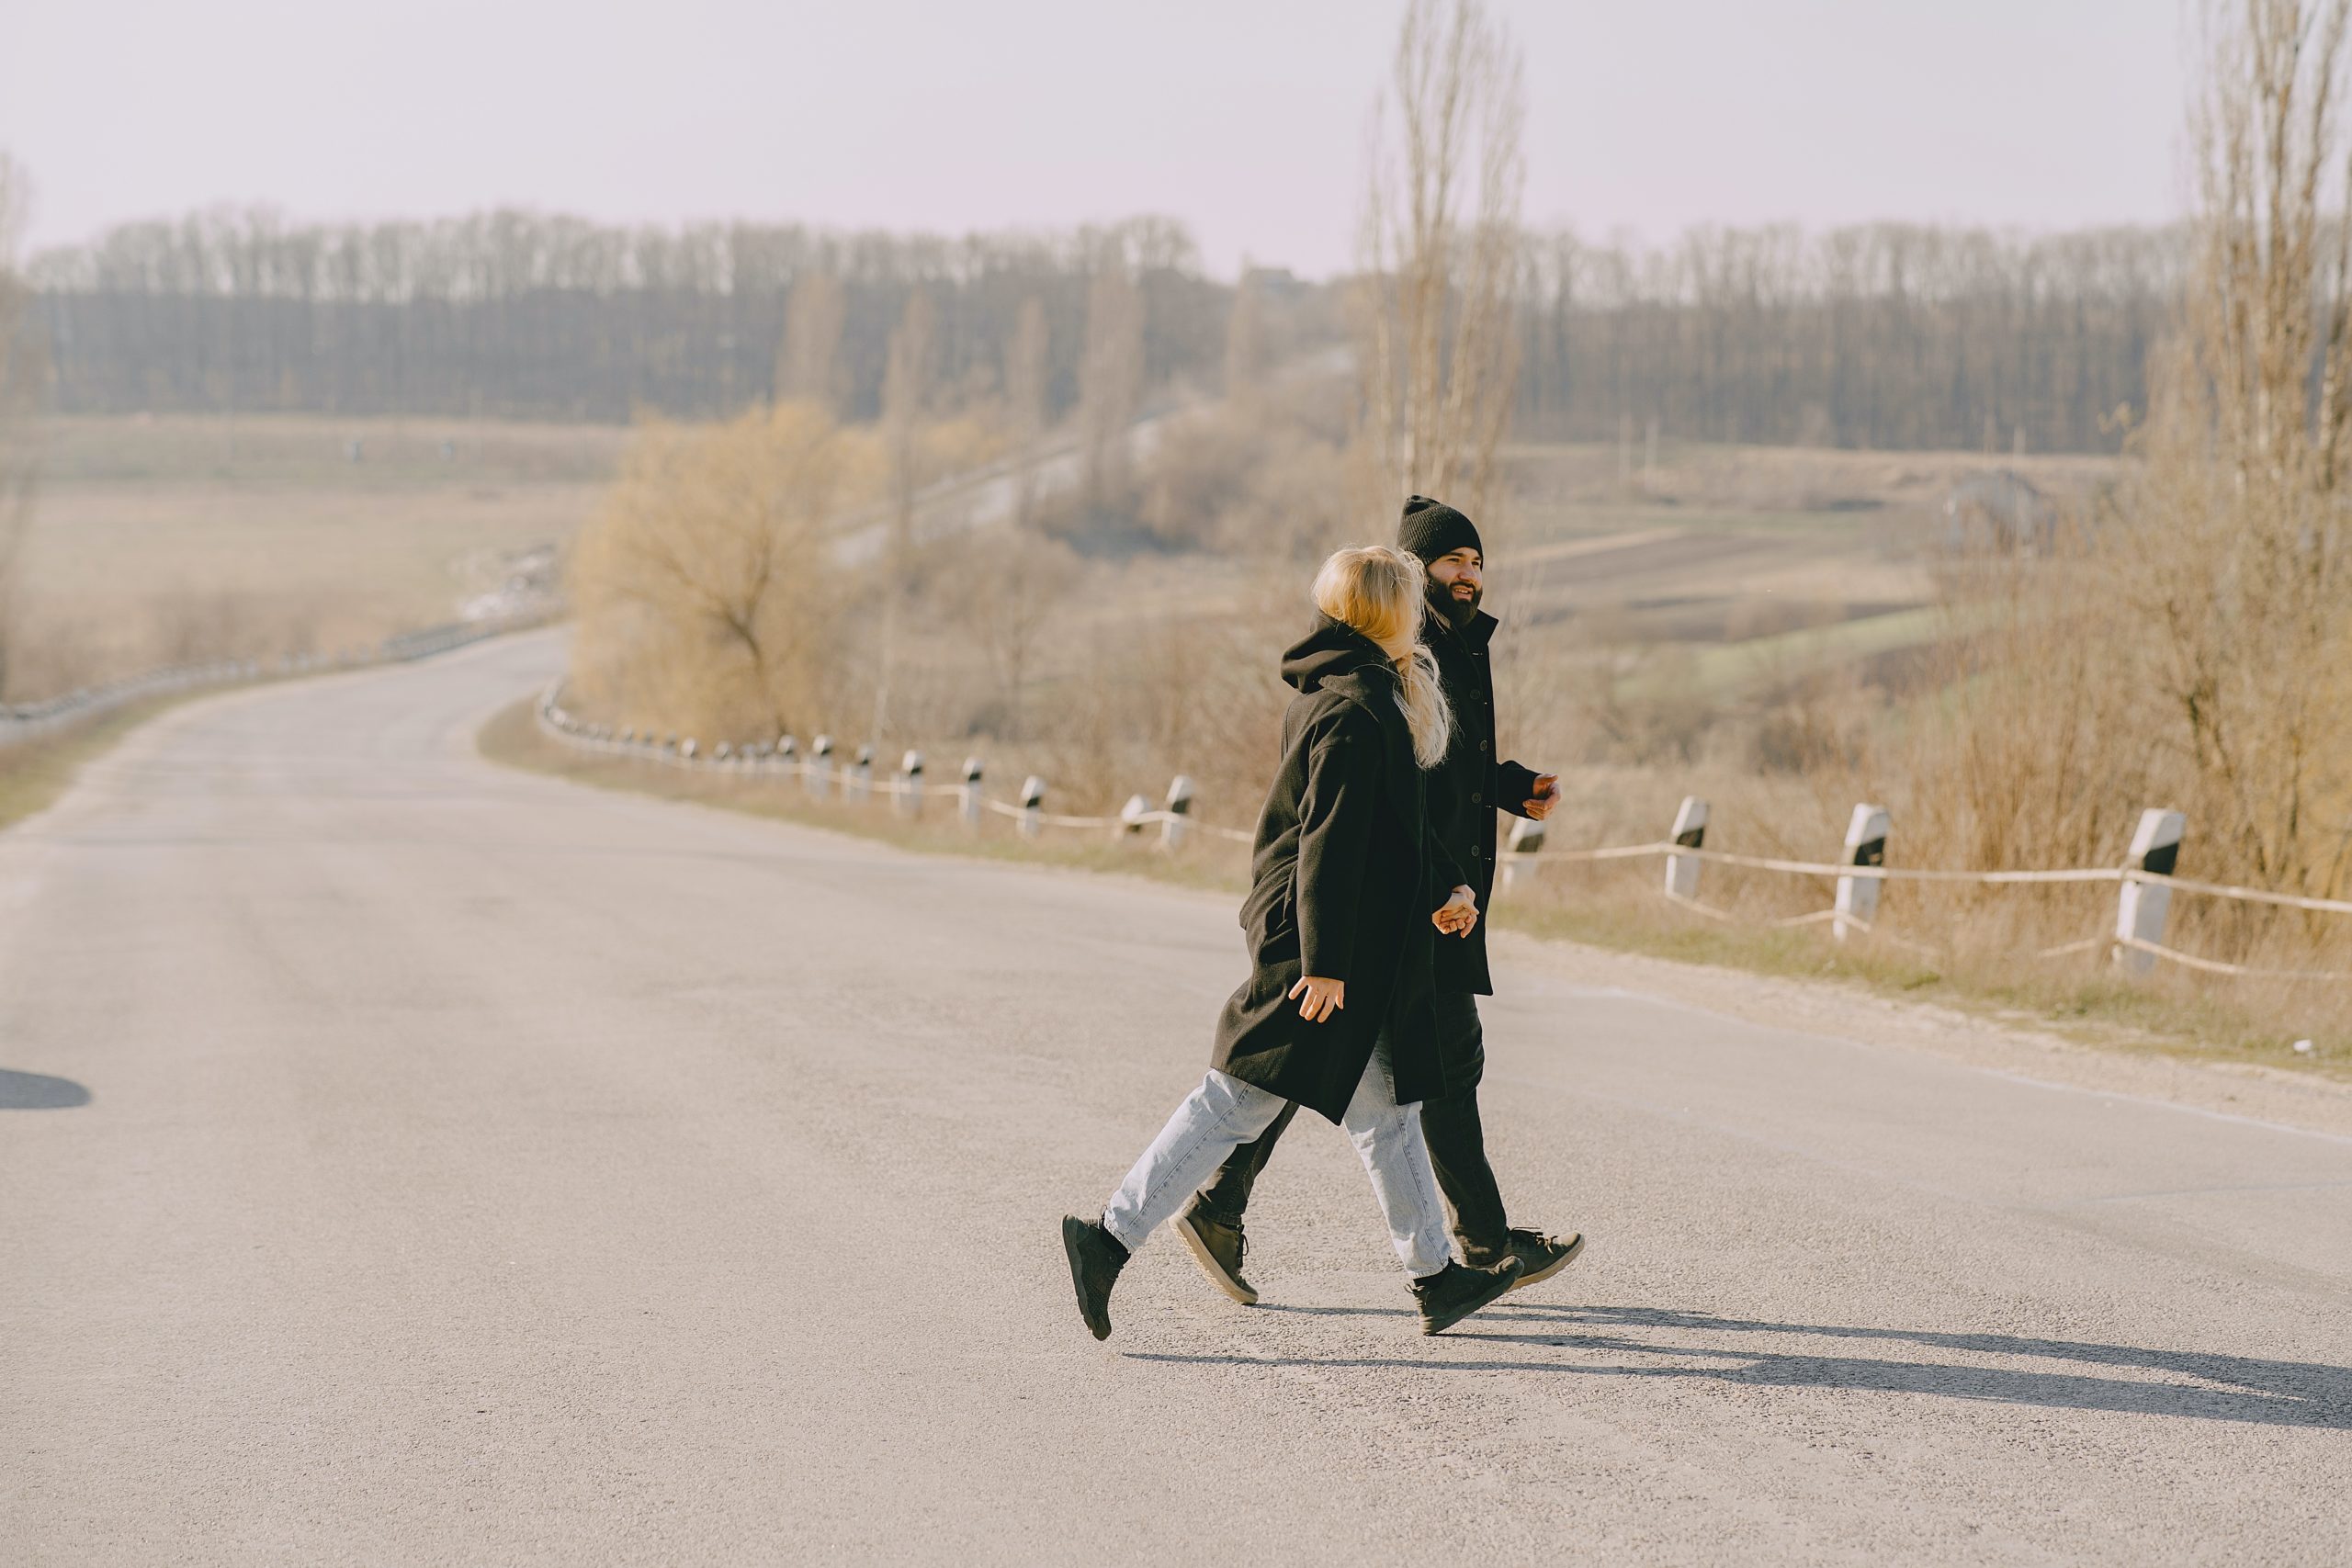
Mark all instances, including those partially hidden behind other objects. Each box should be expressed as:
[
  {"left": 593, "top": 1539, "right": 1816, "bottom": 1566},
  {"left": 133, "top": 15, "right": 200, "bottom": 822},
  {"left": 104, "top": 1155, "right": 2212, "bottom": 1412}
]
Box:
[{"left": 1311, "top": 545, "right": 1453, "bottom": 769}]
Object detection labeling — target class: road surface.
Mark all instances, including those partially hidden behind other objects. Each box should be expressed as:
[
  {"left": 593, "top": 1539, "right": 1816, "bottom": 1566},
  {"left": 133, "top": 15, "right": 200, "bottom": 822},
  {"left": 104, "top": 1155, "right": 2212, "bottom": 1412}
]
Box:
[{"left": 4, "top": 631, "right": 2347, "bottom": 1565}]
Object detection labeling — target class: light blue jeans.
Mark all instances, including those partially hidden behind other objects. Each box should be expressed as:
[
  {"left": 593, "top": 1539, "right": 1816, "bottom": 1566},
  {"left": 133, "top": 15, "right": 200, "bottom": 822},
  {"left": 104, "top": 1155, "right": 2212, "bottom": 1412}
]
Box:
[{"left": 1101, "top": 1059, "right": 1454, "bottom": 1279}]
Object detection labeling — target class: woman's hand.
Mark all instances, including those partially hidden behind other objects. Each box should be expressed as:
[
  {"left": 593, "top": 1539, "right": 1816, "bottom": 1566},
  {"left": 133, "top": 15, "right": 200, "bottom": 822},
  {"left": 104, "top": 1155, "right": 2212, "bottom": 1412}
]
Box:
[
  {"left": 1288, "top": 975, "right": 1345, "bottom": 1022},
  {"left": 1434, "top": 885, "right": 1479, "bottom": 936}
]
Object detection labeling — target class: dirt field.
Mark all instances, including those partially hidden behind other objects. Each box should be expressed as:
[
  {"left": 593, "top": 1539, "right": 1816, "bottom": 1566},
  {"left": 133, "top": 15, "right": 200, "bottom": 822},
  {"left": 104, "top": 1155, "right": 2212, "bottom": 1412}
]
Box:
[
  {"left": 1489, "top": 439, "right": 2120, "bottom": 668},
  {"left": 10, "top": 414, "right": 625, "bottom": 696}
]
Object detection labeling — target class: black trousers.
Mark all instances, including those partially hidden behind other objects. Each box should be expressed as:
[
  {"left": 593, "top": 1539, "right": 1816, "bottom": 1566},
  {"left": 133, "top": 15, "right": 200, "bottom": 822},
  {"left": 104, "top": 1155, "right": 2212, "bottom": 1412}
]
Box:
[{"left": 1193, "top": 989, "right": 1511, "bottom": 1256}]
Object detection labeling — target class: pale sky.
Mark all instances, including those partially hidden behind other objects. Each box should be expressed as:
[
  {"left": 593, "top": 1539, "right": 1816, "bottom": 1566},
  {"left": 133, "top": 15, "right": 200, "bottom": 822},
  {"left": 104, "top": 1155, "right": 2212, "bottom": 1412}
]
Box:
[{"left": 0, "top": 0, "right": 2189, "bottom": 278}]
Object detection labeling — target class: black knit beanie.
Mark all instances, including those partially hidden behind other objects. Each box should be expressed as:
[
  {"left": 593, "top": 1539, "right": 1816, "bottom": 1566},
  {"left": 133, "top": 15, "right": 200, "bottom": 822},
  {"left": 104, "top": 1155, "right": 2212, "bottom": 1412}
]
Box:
[{"left": 1396, "top": 494, "right": 1482, "bottom": 565}]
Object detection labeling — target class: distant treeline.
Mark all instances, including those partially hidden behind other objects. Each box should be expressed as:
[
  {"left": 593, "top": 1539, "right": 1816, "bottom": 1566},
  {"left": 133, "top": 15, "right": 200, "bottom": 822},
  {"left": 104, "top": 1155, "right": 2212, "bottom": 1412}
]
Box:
[
  {"left": 1513, "top": 224, "right": 2180, "bottom": 453},
  {"left": 27, "top": 210, "right": 2179, "bottom": 452},
  {"left": 27, "top": 210, "right": 1233, "bottom": 424}
]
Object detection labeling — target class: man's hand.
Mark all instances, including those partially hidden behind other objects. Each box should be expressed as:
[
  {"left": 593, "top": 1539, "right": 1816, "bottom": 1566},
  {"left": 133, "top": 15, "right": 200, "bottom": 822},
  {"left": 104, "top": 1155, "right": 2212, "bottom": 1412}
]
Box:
[
  {"left": 1523, "top": 773, "right": 1561, "bottom": 820},
  {"left": 1433, "top": 885, "right": 1479, "bottom": 937},
  {"left": 1288, "top": 975, "right": 1345, "bottom": 1021}
]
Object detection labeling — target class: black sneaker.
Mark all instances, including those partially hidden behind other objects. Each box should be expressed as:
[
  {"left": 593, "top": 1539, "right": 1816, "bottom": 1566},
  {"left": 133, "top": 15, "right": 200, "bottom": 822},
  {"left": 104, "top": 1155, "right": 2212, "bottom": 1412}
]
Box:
[
  {"left": 1061, "top": 1214, "right": 1127, "bottom": 1341},
  {"left": 1409, "top": 1257, "right": 1524, "bottom": 1336},
  {"left": 1500, "top": 1228, "right": 1585, "bottom": 1292},
  {"left": 1174, "top": 1203, "right": 1260, "bottom": 1306}
]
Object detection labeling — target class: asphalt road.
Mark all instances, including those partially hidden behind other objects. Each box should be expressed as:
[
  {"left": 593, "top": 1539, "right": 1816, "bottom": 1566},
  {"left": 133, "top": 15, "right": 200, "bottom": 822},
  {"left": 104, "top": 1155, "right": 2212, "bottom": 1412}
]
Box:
[{"left": 4, "top": 630, "right": 2348, "bottom": 1566}]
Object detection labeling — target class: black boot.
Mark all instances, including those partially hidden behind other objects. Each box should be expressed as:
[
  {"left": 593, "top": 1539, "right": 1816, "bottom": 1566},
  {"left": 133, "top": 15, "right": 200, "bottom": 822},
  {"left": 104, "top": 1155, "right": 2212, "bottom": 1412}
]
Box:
[
  {"left": 1409, "top": 1257, "right": 1523, "bottom": 1336},
  {"left": 1175, "top": 1201, "right": 1260, "bottom": 1306},
  {"left": 1061, "top": 1214, "right": 1127, "bottom": 1341},
  {"left": 1464, "top": 1227, "right": 1587, "bottom": 1292}
]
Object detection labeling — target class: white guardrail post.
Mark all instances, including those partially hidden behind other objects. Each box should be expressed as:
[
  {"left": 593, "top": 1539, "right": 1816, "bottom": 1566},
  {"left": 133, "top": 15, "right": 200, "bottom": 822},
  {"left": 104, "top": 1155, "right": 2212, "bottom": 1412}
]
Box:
[
  {"left": 775, "top": 735, "right": 797, "bottom": 777},
  {"left": 808, "top": 735, "right": 833, "bottom": 797},
  {"left": 1162, "top": 774, "right": 1194, "bottom": 850},
  {"left": 1665, "top": 795, "right": 1710, "bottom": 902},
  {"left": 899, "top": 750, "right": 924, "bottom": 818},
  {"left": 1118, "top": 792, "right": 1150, "bottom": 840},
  {"left": 1500, "top": 815, "right": 1546, "bottom": 894},
  {"left": 2115, "top": 807, "right": 2187, "bottom": 977},
  {"left": 1833, "top": 803, "right": 1891, "bottom": 942},
  {"left": 961, "top": 757, "right": 985, "bottom": 829},
  {"left": 1019, "top": 775, "right": 1045, "bottom": 840},
  {"left": 850, "top": 744, "right": 874, "bottom": 802}
]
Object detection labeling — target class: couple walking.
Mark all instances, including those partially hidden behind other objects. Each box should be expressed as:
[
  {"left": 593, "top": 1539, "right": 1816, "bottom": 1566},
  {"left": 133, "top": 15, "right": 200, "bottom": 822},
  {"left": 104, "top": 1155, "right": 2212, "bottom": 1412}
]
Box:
[{"left": 1063, "top": 496, "right": 1580, "bottom": 1340}]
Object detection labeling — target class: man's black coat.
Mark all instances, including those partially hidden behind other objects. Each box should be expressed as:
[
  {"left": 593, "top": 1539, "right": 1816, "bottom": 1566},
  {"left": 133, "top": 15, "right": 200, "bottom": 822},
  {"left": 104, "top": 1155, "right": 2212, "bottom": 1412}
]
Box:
[
  {"left": 1422, "top": 603, "right": 1542, "bottom": 996},
  {"left": 1209, "top": 616, "right": 1466, "bottom": 1123}
]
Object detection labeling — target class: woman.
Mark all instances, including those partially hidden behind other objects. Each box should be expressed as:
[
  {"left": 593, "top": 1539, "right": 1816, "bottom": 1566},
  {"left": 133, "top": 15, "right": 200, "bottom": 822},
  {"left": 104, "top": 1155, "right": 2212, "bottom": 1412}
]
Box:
[{"left": 1060, "top": 544, "right": 1524, "bottom": 1339}]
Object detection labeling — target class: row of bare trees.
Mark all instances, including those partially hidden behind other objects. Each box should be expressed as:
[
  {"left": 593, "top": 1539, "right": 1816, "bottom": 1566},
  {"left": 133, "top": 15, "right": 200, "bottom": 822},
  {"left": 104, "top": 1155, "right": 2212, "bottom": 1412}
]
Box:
[
  {"left": 27, "top": 212, "right": 1227, "bottom": 424},
  {"left": 1514, "top": 221, "right": 2182, "bottom": 453},
  {"left": 28, "top": 209, "right": 2182, "bottom": 457}
]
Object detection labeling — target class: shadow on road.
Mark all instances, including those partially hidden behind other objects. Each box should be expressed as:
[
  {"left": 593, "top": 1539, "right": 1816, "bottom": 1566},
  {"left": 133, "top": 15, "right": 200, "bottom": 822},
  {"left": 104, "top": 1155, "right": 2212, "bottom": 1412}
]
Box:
[
  {"left": 1129, "top": 1303, "right": 2352, "bottom": 1429},
  {"left": 0, "top": 1069, "right": 92, "bottom": 1110}
]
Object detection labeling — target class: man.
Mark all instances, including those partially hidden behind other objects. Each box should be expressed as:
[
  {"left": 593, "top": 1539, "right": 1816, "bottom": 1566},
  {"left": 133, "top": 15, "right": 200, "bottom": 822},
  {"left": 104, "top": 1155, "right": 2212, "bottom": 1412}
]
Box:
[{"left": 1174, "top": 494, "right": 1582, "bottom": 1304}]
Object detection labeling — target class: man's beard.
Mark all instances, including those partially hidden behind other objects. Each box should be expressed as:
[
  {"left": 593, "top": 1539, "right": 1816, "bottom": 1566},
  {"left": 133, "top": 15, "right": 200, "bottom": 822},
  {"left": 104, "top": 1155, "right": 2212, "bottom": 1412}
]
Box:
[{"left": 1428, "top": 578, "right": 1481, "bottom": 629}]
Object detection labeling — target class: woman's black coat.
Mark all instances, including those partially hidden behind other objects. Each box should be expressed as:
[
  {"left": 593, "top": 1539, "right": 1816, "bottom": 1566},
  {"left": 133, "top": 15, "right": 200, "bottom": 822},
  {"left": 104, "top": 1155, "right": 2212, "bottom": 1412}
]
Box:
[{"left": 1208, "top": 616, "right": 1465, "bottom": 1123}]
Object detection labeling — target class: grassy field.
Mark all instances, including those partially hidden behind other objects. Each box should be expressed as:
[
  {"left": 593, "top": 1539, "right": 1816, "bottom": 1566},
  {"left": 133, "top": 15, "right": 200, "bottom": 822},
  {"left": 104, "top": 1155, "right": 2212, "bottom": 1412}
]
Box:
[{"left": 12, "top": 414, "right": 625, "bottom": 697}]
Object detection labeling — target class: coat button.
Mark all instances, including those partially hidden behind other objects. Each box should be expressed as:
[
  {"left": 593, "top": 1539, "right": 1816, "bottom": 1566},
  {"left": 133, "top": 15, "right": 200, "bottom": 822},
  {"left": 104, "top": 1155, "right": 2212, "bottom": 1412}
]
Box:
[
  {"left": 1478, "top": 739, "right": 1489, "bottom": 752},
  {"left": 1471, "top": 792, "right": 1483, "bottom": 805}
]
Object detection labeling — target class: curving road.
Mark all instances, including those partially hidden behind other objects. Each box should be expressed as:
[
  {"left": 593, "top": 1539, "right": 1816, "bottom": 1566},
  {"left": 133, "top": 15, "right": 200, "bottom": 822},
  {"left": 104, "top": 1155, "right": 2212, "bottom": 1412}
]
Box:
[{"left": 3, "top": 631, "right": 2348, "bottom": 1566}]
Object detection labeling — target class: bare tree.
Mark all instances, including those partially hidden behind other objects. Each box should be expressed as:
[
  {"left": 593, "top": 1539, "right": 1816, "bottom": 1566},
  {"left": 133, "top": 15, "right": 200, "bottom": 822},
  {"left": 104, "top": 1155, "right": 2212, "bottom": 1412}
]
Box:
[
  {"left": 2190, "top": 0, "right": 2352, "bottom": 487},
  {"left": 1354, "top": 0, "right": 1526, "bottom": 516},
  {"left": 567, "top": 405, "right": 865, "bottom": 743},
  {"left": 1079, "top": 247, "right": 1144, "bottom": 511},
  {"left": 1004, "top": 296, "right": 1051, "bottom": 527},
  {"left": 942, "top": 528, "right": 1079, "bottom": 738},
  {"left": 881, "top": 289, "right": 936, "bottom": 560},
  {"left": 0, "top": 153, "right": 39, "bottom": 700},
  {"left": 1891, "top": 0, "right": 2352, "bottom": 927},
  {"left": 1224, "top": 267, "right": 1267, "bottom": 405},
  {"left": 2132, "top": 0, "right": 2352, "bottom": 895},
  {"left": 776, "top": 270, "right": 847, "bottom": 413},
  {"left": 869, "top": 288, "right": 936, "bottom": 739}
]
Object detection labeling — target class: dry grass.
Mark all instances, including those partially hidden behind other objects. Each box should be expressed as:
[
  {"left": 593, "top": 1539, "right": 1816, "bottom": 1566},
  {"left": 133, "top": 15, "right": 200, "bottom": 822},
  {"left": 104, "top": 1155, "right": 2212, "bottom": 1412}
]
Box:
[
  {"left": 0, "top": 693, "right": 192, "bottom": 833},
  {"left": 13, "top": 413, "right": 620, "bottom": 696},
  {"left": 1502, "top": 856, "right": 2349, "bottom": 1079}
]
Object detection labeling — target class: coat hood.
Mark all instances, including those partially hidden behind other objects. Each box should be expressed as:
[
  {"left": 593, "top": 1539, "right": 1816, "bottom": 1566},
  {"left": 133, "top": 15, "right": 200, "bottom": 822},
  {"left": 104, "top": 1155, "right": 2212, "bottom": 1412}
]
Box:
[{"left": 1280, "top": 615, "right": 1397, "bottom": 695}]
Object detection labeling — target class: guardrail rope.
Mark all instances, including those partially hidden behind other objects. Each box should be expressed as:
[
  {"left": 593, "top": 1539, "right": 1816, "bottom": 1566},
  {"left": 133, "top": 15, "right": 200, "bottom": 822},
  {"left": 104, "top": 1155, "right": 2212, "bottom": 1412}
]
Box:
[
  {"left": 532, "top": 687, "right": 2348, "bottom": 986},
  {"left": 537, "top": 681, "right": 1261, "bottom": 848}
]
